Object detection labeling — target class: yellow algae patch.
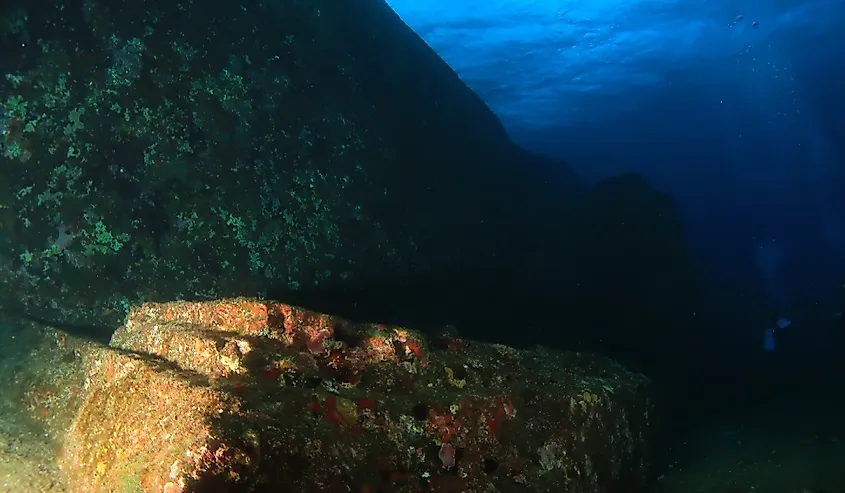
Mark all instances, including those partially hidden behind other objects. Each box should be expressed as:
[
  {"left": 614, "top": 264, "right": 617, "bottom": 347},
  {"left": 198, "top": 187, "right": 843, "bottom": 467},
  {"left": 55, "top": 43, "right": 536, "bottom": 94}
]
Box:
[
  {"left": 334, "top": 397, "right": 358, "bottom": 425},
  {"left": 444, "top": 367, "right": 466, "bottom": 389}
]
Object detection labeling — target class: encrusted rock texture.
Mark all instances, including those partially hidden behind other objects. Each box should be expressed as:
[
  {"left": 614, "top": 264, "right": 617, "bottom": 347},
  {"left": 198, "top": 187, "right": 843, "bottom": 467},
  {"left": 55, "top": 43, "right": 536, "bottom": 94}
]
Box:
[{"left": 50, "top": 298, "right": 657, "bottom": 492}]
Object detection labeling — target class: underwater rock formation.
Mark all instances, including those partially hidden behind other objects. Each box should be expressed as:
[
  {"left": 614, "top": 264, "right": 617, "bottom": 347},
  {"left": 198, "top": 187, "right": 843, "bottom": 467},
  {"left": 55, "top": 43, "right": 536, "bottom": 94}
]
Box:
[
  {"left": 560, "top": 174, "right": 699, "bottom": 363},
  {"left": 0, "top": 0, "right": 580, "bottom": 336},
  {"left": 46, "top": 298, "right": 654, "bottom": 492}
]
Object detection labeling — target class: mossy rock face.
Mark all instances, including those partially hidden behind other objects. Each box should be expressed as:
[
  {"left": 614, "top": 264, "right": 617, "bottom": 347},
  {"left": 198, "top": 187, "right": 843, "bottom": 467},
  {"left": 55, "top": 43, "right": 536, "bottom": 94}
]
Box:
[
  {"left": 0, "top": 0, "right": 580, "bottom": 336},
  {"left": 58, "top": 298, "right": 657, "bottom": 493}
]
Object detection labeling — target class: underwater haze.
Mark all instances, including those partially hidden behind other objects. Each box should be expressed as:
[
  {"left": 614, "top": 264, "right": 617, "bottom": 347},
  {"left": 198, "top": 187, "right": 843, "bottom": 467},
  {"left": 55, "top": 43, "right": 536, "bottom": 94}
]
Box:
[
  {"left": 385, "top": 3, "right": 845, "bottom": 489},
  {"left": 387, "top": 0, "right": 845, "bottom": 323}
]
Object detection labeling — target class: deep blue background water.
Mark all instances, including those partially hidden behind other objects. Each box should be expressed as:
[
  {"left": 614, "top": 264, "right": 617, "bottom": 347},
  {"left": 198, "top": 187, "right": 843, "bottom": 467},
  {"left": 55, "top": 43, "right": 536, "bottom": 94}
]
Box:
[{"left": 386, "top": 0, "right": 845, "bottom": 353}]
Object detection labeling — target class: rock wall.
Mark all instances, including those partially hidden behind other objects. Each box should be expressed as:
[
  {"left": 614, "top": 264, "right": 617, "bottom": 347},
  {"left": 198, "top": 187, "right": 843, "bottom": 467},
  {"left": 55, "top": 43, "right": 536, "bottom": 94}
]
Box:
[{"left": 0, "top": 0, "right": 581, "bottom": 336}]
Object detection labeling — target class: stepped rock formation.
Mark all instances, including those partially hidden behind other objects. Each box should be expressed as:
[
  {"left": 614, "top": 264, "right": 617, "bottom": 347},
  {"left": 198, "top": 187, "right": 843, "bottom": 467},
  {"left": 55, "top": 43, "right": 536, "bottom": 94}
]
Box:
[{"left": 25, "top": 298, "right": 656, "bottom": 492}]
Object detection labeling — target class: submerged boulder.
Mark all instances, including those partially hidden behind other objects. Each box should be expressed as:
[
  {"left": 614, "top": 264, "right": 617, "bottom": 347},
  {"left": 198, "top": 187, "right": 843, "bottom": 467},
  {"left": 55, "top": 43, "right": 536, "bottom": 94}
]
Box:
[{"left": 49, "top": 298, "right": 656, "bottom": 492}]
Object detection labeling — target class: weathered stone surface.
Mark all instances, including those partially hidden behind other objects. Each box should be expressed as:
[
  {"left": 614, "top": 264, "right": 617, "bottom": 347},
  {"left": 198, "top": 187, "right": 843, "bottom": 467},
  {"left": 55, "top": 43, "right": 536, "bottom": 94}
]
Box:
[
  {"left": 0, "top": 0, "right": 580, "bottom": 337},
  {"left": 53, "top": 298, "right": 656, "bottom": 492},
  {"left": 0, "top": 319, "right": 91, "bottom": 492}
]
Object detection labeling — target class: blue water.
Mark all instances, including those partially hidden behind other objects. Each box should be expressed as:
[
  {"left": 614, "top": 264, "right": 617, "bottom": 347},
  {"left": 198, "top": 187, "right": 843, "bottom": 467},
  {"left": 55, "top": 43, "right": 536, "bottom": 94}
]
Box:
[{"left": 387, "top": 0, "right": 845, "bottom": 347}]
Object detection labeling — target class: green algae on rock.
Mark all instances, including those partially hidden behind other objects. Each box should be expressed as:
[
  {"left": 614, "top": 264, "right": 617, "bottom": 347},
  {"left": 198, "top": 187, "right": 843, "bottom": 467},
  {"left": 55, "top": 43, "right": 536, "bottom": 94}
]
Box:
[{"left": 0, "top": 0, "right": 580, "bottom": 338}]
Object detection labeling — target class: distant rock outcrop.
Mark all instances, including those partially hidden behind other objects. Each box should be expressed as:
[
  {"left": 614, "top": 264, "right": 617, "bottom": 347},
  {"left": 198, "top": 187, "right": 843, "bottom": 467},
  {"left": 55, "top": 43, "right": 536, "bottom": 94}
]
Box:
[{"left": 566, "top": 174, "right": 698, "bottom": 361}]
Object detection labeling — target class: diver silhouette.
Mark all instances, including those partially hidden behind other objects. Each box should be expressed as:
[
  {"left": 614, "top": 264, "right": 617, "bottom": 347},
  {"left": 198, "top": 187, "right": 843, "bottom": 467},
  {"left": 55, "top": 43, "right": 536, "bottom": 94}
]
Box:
[
  {"left": 839, "top": 302, "right": 845, "bottom": 333},
  {"left": 839, "top": 283, "right": 845, "bottom": 333},
  {"left": 833, "top": 286, "right": 845, "bottom": 369}
]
